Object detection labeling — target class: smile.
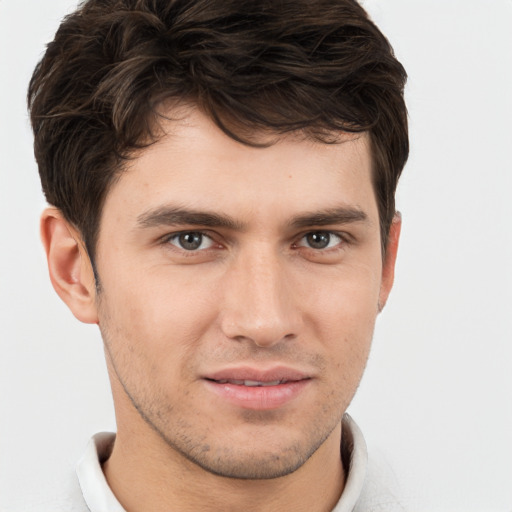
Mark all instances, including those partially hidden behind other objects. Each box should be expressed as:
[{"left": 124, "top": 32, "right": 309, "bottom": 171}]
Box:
[
  {"left": 210, "top": 379, "right": 285, "bottom": 387},
  {"left": 202, "top": 367, "right": 312, "bottom": 410}
]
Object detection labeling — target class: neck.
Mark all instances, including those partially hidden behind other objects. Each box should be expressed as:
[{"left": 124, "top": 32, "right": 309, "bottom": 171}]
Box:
[{"left": 102, "top": 420, "right": 345, "bottom": 512}]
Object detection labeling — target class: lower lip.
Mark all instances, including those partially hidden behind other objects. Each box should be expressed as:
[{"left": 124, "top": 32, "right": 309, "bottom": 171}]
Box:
[{"left": 203, "top": 379, "right": 310, "bottom": 410}]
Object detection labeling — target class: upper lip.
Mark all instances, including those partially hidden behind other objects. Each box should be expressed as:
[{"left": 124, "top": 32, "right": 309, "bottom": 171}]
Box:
[{"left": 203, "top": 365, "right": 311, "bottom": 383}]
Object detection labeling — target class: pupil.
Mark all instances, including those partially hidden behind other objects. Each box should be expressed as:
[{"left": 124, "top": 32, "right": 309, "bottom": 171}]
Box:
[
  {"left": 179, "top": 232, "right": 202, "bottom": 250},
  {"left": 307, "top": 232, "right": 330, "bottom": 249}
]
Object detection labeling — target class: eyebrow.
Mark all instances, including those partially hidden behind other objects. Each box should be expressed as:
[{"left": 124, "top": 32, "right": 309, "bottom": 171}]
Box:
[
  {"left": 136, "top": 206, "right": 245, "bottom": 231},
  {"left": 289, "top": 207, "right": 369, "bottom": 229},
  {"left": 136, "top": 205, "right": 369, "bottom": 231}
]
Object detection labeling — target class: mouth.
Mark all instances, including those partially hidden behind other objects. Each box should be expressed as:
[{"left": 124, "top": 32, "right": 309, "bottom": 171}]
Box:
[
  {"left": 207, "top": 378, "right": 293, "bottom": 387},
  {"left": 202, "top": 367, "right": 312, "bottom": 410}
]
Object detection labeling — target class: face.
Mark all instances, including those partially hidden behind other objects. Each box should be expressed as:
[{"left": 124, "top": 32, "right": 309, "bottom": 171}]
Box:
[{"left": 93, "top": 107, "right": 394, "bottom": 479}]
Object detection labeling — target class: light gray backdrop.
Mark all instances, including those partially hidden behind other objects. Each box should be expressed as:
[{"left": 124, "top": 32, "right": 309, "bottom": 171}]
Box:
[{"left": 1, "top": 1, "right": 511, "bottom": 510}]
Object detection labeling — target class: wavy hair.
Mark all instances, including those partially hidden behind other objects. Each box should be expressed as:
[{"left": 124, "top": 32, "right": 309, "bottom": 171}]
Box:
[{"left": 28, "top": 0, "right": 408, "bottom": 259}]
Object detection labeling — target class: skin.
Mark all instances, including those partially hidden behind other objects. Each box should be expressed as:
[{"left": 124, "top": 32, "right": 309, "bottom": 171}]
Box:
[{"left": 41, "top": 107, "right": 400, "bottom": 512}]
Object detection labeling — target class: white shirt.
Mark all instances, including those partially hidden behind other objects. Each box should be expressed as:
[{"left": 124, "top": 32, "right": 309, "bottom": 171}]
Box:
[{"left": 75, "top": 414, "right": 405, "bottom": 512}]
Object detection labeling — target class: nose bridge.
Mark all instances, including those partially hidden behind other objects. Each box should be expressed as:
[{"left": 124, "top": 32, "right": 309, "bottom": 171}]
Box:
[{"left": 220, "top": 243, "right": 300, "bottom": 347}]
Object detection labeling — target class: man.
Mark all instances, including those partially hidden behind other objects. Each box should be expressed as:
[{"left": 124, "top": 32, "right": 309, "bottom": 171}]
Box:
[{"left": 28, "top": 0, "right": 408, "bottom": 510}]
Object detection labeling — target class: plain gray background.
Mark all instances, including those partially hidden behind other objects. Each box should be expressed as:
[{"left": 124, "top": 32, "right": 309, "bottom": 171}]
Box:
[{"left": 1, "top": 1, "right": 511, "bottom": 510}]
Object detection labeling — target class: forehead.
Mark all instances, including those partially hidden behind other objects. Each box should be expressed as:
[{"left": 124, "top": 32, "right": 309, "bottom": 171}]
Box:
[{"left": 103, "top": 107, "right": 377, "bottom": 226}]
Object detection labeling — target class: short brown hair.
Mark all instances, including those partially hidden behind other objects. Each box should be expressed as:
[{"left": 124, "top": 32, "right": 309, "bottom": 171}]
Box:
[{"left": 28, "top": 0, "right": 408, "bottom": 261}]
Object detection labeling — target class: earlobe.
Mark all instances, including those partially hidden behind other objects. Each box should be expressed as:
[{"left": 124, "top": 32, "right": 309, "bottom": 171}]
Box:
[
  {"left": 378, "top": 212, "right": 402, "bottom": 312},
  {"left": 40, "top": 208, "right": 99, "bottom": 324}
]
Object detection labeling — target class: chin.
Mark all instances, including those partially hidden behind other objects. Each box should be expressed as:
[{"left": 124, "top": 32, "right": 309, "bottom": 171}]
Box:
[
  {"left": 157, "top": 421, "right": 337, "bottom": 480},
  {"left": 177, "top": 445, "right": 311, "bottom": 480}
]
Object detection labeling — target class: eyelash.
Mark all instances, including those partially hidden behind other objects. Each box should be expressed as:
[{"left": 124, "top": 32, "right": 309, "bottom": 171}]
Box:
[
  {"left": 293, "top": 231, "right": 345, "bottom": 251},
  {"left": 161, "top": 231, "right": 220, "bottom": 257},
  {"left": 161, "top": 230, "right": 349, "bottom": 254}
]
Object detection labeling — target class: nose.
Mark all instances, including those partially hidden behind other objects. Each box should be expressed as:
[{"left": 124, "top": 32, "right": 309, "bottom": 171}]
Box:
[{"left": 219, "top": 247, "right": 302, "bottom": 348}]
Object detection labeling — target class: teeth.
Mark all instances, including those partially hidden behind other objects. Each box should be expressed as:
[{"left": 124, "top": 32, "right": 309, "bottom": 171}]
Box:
[
  {"left": 243, "top": 380, "right": 263, "bottom": 387},
  {"left": 256, "top": 380, "right": 282, "bottom": 387},
  {"left": 216, "top": 379, "right": 283, "bottom": 387}
]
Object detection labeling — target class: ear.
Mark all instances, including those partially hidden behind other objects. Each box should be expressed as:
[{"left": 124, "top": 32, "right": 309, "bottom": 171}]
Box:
[
  {"left": 378, "top": 212, "right": 402, "bottom": 312},
  {"left": 40, "top": 208, "right": 99, "bottom": 324}
]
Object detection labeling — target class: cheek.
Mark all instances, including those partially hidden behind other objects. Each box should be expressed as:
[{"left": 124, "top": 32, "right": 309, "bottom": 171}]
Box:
[
  {"left": 305, "top": 261, "right": 381, "bottom": 330},
  {"left": 302, "top": 264, "right": 381, "bottom": 371},
  {"left": 97, "top": 268, "right": 218, "bottom": 374}
]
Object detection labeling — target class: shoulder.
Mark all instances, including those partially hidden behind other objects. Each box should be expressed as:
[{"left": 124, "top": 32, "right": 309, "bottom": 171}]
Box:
[
  {"left": 48, "top": 472, "right": 90, "bottom": 512},
  {"left": 334, "top": 414, "right": 408, "bottom": 512},
  {"left": 353, "top": 452, "right": 407, "bottom": 512},
  {"left": 6, "top": 469, "right": 90, "bottom": 512}
]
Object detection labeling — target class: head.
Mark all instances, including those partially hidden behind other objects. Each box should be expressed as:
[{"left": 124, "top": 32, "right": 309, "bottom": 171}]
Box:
[
  {"left": 29, "top": 0, "right": 407, "bottom": 264},
  {"left": 30, "top": 0, "right": 408, "bottom": 484}
]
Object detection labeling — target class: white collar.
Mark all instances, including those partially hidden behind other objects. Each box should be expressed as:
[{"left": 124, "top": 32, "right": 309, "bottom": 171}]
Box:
[
  {"left": 76, "top": 432, "right": 125, "bottom": 512},
  {"left": 333, "top": 414, "right": 368, "bottom": 512},
  {"left": 77, "top": 413, "right": 368, "bottom": 512}
]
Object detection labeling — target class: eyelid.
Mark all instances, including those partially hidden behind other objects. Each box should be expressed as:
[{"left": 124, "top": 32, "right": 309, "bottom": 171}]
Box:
[
  {"left": 161, "top": 230, "right": 218, "bottom": 251},
  {"left": 294, "top": 230, "right": 349, "bottom": 250},
  {"left": 158, "top": 228, "right": 351, "bottom": 253}
]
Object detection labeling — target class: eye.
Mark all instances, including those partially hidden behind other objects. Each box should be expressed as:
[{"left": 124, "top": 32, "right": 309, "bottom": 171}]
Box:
[
  {"left": 297, "top": 231, "right": 343, "bottom": 250},
  {"left": 167, "top": 232, "right": 215, "bottom": 251}
]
